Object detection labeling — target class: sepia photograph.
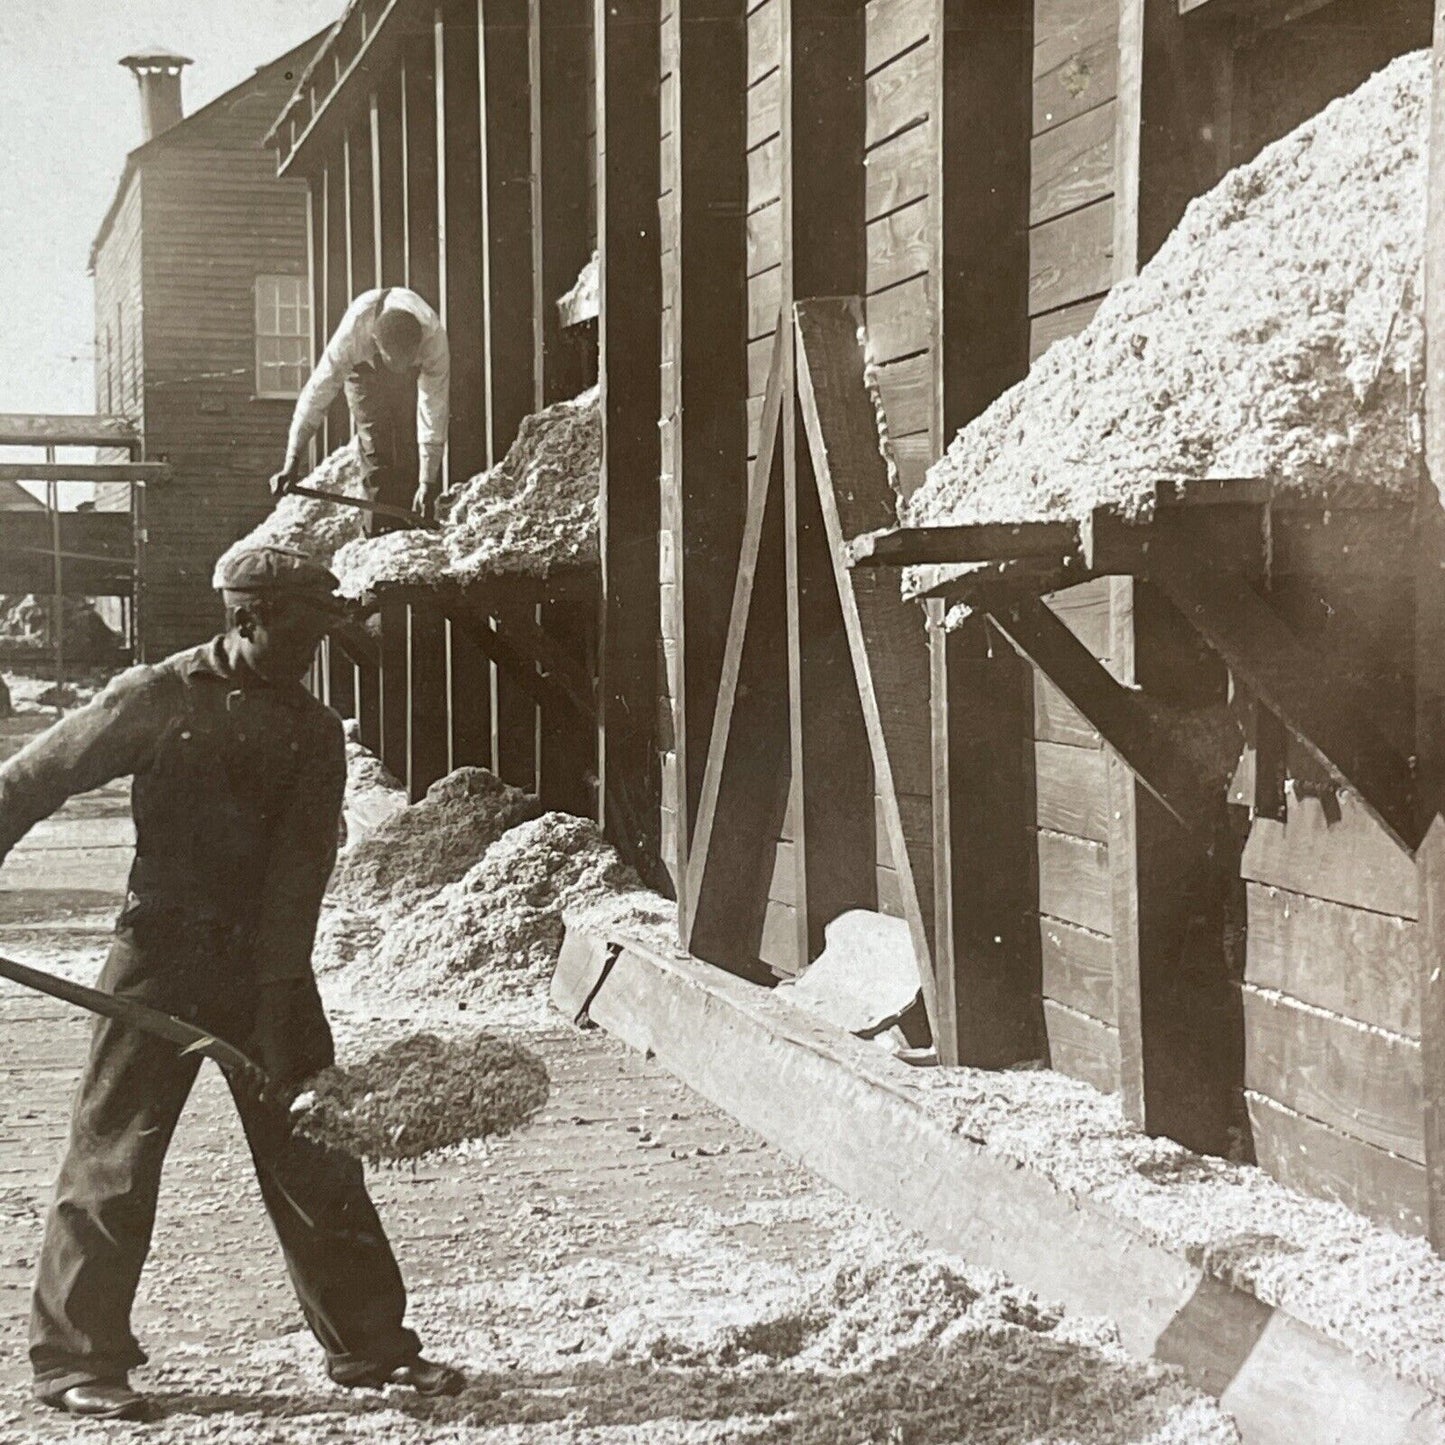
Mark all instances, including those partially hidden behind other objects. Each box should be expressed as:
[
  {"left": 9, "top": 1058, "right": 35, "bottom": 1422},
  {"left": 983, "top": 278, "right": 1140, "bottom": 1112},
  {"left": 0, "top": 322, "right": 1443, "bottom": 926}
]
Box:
[{"left": 0, "top": 0, "right": 1443, "bottom": 1439}]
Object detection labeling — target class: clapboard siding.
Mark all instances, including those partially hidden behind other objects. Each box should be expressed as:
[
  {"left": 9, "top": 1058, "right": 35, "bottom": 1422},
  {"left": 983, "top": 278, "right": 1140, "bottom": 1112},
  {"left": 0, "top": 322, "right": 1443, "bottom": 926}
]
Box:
[{"left": 93, "top": 175, "right": 147, "bottom": 515}]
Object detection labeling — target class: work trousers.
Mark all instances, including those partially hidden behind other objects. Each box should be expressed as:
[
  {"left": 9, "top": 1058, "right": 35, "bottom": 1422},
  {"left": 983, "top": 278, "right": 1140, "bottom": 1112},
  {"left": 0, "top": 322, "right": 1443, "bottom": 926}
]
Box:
[
  {"left": 345, "top": 361, "right": 420, "bottom": 537},
  {"left": 29, "top": 907, "right": 420, "bottom": 1398}
]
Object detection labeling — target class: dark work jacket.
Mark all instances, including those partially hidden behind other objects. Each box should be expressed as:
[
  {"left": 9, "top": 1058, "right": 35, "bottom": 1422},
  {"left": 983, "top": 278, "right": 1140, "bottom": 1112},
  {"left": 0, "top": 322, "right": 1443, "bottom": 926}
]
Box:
[{"left": 0, "top": 638, "right": 345, "bottom": 990}]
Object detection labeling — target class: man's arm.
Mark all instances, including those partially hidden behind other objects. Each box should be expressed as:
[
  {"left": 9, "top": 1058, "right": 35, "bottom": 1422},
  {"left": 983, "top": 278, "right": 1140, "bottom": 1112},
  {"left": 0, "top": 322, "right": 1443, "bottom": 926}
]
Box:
[
  {"left": 276, "top": 295, "right": 372, "bottom": 488},
  {"left": 414, "top": 327, "right": 452, "bottom": 508},
  {"left": 0, "top": 670, "right": 165, "bottom": 862}
]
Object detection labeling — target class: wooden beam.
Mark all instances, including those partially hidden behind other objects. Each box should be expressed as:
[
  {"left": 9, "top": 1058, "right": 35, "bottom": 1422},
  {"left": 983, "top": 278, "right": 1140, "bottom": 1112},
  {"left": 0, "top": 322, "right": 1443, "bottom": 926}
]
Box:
[
  {"left": 446, "top": 615, "right": 494, "bottom": 770},
  {"left": 0, "top": 415, "right": 138, "bottom": 449},
  {"left": 538, "top": 602, "right": 595, "bottom": 816},
  {"left": 530, "top": 0, "right": 593, "bottom": 406},
  {"left": 403, "top": 26, "right": 441, "bottom": 303},
  {"left": 407, "top": 602, "right": 450, "bottom": 798},
  {"left": 441, "top": 0, "right": 489, "bottom": 479},
  {"left": 684, "top": 381, "right": 789, "bottom": 977},
  {"left": 0, "top": 463, "right": 168, "bottom": 485},
  {"left": 376, "top": 73, "right": 406, "bottom": 285},
  {"left": 1418, "top": 0, "right": 1445, "bottom": 1256},
  {"left": 678, "top": 326, "right": 790, "bottom": 945},
  {"left": 985, "top": 593, "right": 1212, "bottom": 833},
  {"left": 794, "top": 299, "right": 942, "bottom": 1048},
  {"left": 377, "top": 601, "right": 410, "bottom": 784},
  {"left": 664, "top": 0, "right": 748, "bottom": 884},
  {"left": 1157, "top": 568, "right": 1419, "bottom": 853},
  {"left": 933, "top": 610, "right": 1041, "bottom": 1067},
  {"left": 478, "top": 0, "right": 535, "bottom": 462},
  {"left": 597, "top": 0, "right": 661, "bottom": 876},
  {"left": 348, "top": 117, "right": 377, "bottom": 296},
  {"left": 847, "top": 522, "right": 1083, "bottom": 568}
]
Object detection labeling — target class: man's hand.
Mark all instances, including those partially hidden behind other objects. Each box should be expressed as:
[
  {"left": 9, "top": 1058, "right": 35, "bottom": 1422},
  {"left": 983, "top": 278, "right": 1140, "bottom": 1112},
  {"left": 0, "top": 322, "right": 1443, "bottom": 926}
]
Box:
[
  {"left": 412, "top": 479, "right": 442, "bottom": 522},
  {"left": 246, "top": 978, "right": 335, "bottom": 1102},
  {"left": 269, "top": 457, "right": 305, "bottom": 501}
]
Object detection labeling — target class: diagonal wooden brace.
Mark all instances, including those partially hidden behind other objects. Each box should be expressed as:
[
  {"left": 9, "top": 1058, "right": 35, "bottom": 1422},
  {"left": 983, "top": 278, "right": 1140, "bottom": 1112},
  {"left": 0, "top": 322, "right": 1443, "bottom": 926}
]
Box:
[
  {"left": 1154, "top": 567, "right": 1419, "bottom": 853},
  {"left": 985, "top": 594, "right": 1214, "bottom": 835}
]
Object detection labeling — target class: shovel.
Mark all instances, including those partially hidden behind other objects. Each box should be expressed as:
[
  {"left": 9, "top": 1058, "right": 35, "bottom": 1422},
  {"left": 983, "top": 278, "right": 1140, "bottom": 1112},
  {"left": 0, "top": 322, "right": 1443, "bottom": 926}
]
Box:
[
  {"left": 285, "top": 483, "right": 442, "bottom": 532},
  {"left": 0, "top": 950, "right": 262, "bottom": 1075}
]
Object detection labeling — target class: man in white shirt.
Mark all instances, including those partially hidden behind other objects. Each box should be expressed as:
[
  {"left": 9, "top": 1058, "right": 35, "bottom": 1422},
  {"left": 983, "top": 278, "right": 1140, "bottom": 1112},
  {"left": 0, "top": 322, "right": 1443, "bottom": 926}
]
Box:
[{"left": 271, "top": 287, "right": 450, "bottom": 530}]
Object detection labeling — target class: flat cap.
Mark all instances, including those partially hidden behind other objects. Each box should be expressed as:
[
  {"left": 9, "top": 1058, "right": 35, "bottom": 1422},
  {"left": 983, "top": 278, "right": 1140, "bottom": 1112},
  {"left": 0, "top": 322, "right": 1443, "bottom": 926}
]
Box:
[{"left": 213, "top": 545, "right": 342, "bottom": 608}]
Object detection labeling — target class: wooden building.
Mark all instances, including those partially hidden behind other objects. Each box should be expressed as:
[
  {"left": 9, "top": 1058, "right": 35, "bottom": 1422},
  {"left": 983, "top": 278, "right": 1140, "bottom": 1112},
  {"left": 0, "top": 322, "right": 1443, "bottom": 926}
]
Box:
[
  {"left": 268, "top": 0, "right": 607, "bottom": 820},
  {"left": 266, "top": 0, "right": 1445, "bottom": 1247},
  {"left": 92, "top": 36, "right": 324, "bottom": 660}
]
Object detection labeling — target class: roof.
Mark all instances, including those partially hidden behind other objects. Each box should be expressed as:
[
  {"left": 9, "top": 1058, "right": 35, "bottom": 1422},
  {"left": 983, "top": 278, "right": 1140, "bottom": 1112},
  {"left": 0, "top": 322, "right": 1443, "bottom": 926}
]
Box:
[
  {"left": 90, "top": 30, "right": 328, "bottom": 270},
  {"left": 264, "top": 0, "right": 364, "bottom": 148},
  {"left": 0, "top": 480, "right": 45, "bottom": 513}
]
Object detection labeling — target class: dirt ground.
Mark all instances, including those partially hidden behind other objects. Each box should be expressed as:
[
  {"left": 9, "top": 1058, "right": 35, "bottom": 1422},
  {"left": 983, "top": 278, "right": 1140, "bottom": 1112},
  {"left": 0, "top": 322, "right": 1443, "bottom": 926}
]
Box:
[{"left": 0, "top": 709, "right": 1238, "bottom": 1443}]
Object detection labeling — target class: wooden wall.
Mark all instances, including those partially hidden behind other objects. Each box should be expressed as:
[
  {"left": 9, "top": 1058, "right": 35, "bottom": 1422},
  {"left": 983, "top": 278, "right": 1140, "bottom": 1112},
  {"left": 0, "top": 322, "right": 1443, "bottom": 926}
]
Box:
[
  {"left": 92, "top": 176, "right": 146, "bottom": 519},
  {"left": 139, "top": 143, "right": 310, "bottom": 659},
  {"left": 864, "top": 0, "right": 934, "bottom": 499}
]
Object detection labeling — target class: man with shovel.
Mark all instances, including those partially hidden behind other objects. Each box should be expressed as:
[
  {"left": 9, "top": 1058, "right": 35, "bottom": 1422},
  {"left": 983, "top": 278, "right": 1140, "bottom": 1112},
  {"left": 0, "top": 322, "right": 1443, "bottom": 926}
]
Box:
[
  {"left": 0, "top": 544, "right": 461, "bottom": 1420},
  {"left": 270, "top": 286, "right": 450, "bottom": 530}
]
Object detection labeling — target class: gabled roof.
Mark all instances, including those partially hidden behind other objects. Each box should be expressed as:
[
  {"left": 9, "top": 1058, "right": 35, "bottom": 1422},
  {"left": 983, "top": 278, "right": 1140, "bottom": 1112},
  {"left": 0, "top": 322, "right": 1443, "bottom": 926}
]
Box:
[{"left": 90, "top": 30, "right": 328, "bottom": 271}]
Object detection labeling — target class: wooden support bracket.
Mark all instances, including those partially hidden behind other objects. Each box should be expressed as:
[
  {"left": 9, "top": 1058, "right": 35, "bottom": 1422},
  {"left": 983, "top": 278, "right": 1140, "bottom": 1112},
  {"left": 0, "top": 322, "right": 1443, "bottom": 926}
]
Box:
[
  {"left": 1156, "top": 566, "right": 1420, "bottom": 853},
  {"left": 847, "top": 522, "right": 1085, "bottom": 569},
  {"left": 985, "top": 593, "right": 1214, "bottom": 834}
]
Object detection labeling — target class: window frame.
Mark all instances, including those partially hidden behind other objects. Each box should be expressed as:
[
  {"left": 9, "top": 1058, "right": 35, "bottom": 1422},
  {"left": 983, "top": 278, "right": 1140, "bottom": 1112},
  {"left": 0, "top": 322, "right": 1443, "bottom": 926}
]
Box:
[{"left": 254, "top": 274, "right": 312, "bottom": 401}]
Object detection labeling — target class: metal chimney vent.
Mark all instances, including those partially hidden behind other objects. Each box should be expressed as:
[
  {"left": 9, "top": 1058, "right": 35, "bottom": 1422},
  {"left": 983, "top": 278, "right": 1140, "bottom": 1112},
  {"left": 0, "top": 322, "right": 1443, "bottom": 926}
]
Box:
[{"left": 119, "top": 46, "right": 194, "bottom": 142}]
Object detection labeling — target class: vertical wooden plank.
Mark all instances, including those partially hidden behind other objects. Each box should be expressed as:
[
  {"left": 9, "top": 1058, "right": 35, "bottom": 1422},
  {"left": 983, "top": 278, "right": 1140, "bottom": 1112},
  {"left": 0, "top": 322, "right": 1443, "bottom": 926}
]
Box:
[
  {"left": 939, "top": 614, "right": 1041, "bottom": 1066},
  {"left": 938, "top": 0, "right": 1032, "bottom": 444},
  {"left": 479, "top": 0, "right": 536, "bottom": 462},
  {"left": 667, "top": 0, "right": 749, "bottom": 910},
  {"left": 378, "top": 602, "right": 410, "bottom": 785},
  {"left": 538, "top": 602, "right": 595, "bottom": 815},
  {"left": 370, "top": 91, "right": 384, "bottom": 284},
  {"left": 327, "top": 632, "right": 357, "bottom": 722},
  {"left": 408, "top": 602, "right": 450, "bottom": 797},
  {"left": 348, "top": 116, "right": 377, "bottom": 295},
  {"left": 436, "top": 7, "right": 449, "bottom": 315},
  {"left": 447, "top": 615, "right": 494, "bottom": 770},
  {"left": 325, "top": 154, "right": 350, "bottom": 444},
  {"left": 1105, "top": 0, "right": 1237, "bottom": 1146},
  {"left": 786, "top": 0, "right": 869, "bottom": 965},
  {"left": 405, "top": 27, "right": 442, "bottom": 305},
  {"left": 531, "top": 0, "right": 593, "bottom": 407},
  {"left": 1417, "top": 0, "right": 1445, "bottom": 1252},
  {"left": 491, "top": 606, "right": 539, "bottom": 792},
  {"left": 598, "top": 0, "right": 662, "bottom": 876},
  {"left": 377, "top": 70, "right": 406, "bottom": 285},
  {"left": 357, "top": 657, "right": 382, "bottom": 757},
  {"left": 930, "top": 0, "right": 1035, "bottom": 1064},
  {"left": 442, "top": 0, "right": 489, "bottom": 479}
]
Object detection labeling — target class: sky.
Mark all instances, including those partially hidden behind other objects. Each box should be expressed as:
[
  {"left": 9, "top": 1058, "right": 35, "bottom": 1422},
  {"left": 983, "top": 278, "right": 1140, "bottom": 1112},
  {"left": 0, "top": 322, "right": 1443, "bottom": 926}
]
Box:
[{"left": 0, "top": 1, "right": 343, "bottom": 424}]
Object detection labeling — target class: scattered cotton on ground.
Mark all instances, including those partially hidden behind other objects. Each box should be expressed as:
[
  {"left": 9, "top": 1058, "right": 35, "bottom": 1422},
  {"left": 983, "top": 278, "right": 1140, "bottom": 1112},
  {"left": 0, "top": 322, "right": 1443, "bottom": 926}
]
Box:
[
  {"left": 214, "top": 443, "right": 369, "bottom": 576},
  {"left": 333, "top": 388, "right": 600, "bottom": 599},
  {"left": 906, "top": 52, "right": 1429, "bottom": 551}
]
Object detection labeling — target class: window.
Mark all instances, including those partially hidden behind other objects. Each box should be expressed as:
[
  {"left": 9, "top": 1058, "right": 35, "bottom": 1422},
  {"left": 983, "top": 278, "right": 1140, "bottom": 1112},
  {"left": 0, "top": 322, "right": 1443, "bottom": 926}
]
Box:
[{"left": 255, "top": 275, "right": 311, "bottom": 399}]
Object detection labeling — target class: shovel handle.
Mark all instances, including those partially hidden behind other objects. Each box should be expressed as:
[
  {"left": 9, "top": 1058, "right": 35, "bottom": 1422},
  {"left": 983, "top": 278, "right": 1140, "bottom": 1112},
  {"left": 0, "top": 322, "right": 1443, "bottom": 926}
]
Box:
[{"left": 287, "top": 484, "right": 442, "bottom": 532}]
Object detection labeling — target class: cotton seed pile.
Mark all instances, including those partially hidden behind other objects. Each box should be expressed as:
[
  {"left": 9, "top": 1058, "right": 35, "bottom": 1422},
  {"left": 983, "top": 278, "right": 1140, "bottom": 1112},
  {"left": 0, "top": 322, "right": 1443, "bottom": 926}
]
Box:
[
  {"left": 365, "top": 811, "right": 675, "bottom": 1012},
  {"left": 214, "top": 442, "right": 368, "bottom": 576},
  {"left": 290, "top": 1031, "right": 549, "bottom": 1161},
  {"left": 341, "top": 720, "right": 407, "bottom": 846},
  {"left": 330, "top": 765, "right": 542, "bottom": 913},
  {"left": 905, "top": 51, "right": 1429, "bottom": 554},
  {"left": 332, "top": 387, "right": 601, "bottom": 600}
]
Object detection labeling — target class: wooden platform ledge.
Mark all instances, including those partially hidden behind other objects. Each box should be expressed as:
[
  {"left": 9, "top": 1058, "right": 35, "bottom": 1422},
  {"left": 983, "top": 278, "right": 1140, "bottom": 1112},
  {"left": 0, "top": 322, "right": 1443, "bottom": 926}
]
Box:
[{"left": 555, "top": 925, "right": 1445, "bottom": 1445}]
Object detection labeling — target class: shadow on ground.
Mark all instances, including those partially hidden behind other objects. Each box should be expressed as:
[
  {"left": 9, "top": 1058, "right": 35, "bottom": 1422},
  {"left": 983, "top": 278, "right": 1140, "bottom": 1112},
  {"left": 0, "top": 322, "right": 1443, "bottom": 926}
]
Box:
[{"left": 150, "top": 1333, "right": 1199, "bottom": 1445}]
